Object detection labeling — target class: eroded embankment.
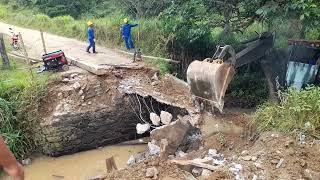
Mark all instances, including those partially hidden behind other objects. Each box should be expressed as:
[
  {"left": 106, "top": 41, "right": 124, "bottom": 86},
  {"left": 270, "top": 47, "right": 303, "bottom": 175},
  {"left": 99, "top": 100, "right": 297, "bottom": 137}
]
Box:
[{"left": 38, "top": 67, "right": 198, "bottom": 156}]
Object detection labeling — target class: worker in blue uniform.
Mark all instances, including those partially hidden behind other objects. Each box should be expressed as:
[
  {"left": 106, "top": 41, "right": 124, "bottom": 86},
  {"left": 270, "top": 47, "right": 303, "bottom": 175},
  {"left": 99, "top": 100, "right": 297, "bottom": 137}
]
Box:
[
  {"left": 86, "top": 21, "right": 97, "bottom": 53},
  {"left": 121, "top": 18, "right": 138, "bottom": 50}
]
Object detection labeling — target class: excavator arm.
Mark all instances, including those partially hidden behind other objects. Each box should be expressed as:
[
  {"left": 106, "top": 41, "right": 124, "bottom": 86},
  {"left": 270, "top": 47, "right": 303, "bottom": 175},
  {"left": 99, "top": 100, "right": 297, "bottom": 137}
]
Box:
[{"left": 187, "top": 32, "right": 275, "bottom": 112}]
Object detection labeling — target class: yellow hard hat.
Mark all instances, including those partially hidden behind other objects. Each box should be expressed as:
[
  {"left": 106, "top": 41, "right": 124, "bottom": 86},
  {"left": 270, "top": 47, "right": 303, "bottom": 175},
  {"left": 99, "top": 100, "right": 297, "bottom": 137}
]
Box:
[
  {"left": 87, "top": 21, "right": 93, "bottom": 26},
  {"left": 124, "top": 18, "right": 128, "bottom": 23}
]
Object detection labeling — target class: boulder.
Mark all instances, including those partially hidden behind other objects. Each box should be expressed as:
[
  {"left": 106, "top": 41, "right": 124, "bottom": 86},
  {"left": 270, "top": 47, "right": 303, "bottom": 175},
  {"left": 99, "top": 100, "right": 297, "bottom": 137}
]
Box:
[
  {"left": 150, "top": 113, "right": 161, "bottom": 126},
  {"left": 136, "top": 123, "right": 150, "bottom": 134},
  {"left": 160, "top": 111, "right": 172, "bottom": 125},
  {"left": 151, "top": 119, "right": 192, "bottom": 155}
]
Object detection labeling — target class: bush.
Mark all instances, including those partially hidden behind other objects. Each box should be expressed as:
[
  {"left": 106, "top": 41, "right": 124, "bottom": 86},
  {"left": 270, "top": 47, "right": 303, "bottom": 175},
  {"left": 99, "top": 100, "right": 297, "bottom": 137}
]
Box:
[{"left": 251, "top": 86, "right": 320, "bottom": 139}]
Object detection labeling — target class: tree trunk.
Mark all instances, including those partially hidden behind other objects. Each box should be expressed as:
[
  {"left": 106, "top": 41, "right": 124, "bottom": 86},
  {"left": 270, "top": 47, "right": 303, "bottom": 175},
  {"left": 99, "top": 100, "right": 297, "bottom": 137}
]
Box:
[{"left": 0, "top": 33, "right": 10, "bottom": 69}]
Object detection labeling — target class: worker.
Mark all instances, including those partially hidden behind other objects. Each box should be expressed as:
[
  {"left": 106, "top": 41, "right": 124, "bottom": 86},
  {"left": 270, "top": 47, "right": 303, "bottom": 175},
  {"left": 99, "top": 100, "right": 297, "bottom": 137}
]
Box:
[
  {"left": 0, "top": 136, "right": 24, "bottom": 180},
  {"left": 121, "top": 18, "right": 138, "bottom": 50},
  {"left": 86, "top": 21, "right": 97, "bottom": 53}
]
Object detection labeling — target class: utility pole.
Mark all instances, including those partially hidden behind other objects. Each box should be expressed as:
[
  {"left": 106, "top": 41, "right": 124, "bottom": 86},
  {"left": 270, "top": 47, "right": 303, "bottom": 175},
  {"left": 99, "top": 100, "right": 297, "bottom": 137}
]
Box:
[
  {"left": 18, "top": 32, "right": 33, "bottom": 78},
  {"left": 0, "top": 33, "right": 10, "bottom": 69}
]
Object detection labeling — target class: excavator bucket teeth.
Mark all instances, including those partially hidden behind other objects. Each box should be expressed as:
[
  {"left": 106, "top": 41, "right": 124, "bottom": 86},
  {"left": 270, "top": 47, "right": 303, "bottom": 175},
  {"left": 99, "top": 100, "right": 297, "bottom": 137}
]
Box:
[{"left": 187, "top": 60, "right": 235, "bottom": 112}]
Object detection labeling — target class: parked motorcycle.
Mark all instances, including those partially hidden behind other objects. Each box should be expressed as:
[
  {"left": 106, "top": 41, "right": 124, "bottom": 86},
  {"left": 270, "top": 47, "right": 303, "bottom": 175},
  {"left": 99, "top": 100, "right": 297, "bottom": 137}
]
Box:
[{"left": 9, "top": 28, "right": 20, "bottom": 50}]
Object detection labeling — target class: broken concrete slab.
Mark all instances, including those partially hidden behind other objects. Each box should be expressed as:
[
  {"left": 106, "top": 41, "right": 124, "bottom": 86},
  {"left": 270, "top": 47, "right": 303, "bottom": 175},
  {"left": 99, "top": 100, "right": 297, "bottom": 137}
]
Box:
[
  {"left": 136, "top": 123, "right": 150, "bottom": 134},
  {"left": 150, "top": 119, "right": 192, "bottom": 155}
]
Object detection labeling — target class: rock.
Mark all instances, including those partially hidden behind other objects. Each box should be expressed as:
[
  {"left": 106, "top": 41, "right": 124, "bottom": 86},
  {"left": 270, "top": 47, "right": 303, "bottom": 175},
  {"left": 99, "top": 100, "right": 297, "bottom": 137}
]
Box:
[
  {"left": 136, "top": 123, "right": 150, "bottom": 134},
  {"left": 241, "top": 150, "right": 248, "bottom": 155},
  {"left": 81, "top": 96, "right": 85, "bottom": 100},
  {"left": 61, "top": 78, "right": 70, "bottom": 82},
  {"left": 192, "top": 167, "right": 203, "bottom": 177},
  {"left": 151, "top": 73, "right": 159, "bottom": 81},
  {"left": 208, "top": 149, "right": 218, "bottom": 158},
  {"left": 146, "top": 167, "right": 158, "bottom": 178},
  {"left": 150, "top": 119, "right": 192, "bottom": 155},
  {"left": 251, "top": 156, "right": 258, "bottom": 161},
  {"left": 160, "top": 111, "right": 172, "bottom": 125},
  {"left": 127, "top": 155, "right": 135, "bottom": 166},
  {"left": 175, "top": 150, "right": 187, "bottom": 158},
  {"left": 242, "top": 156, "right": 252, "bottom": 161},
  {"left": 270, "top": 159, "right": 279, "bottom": 164},
  {"left": 72, "top": 82, "right": 81, "bottom": 90},
  {"left": 70, "top": 73, "right": 78, "bottom": 78},
  {"left": 148, "top": 141, "right": 160, "bottom": 156},
  {"left": 254, "top": 162, "right": 263, "bottom": 169},
  {"left": 151, "top": 81, "right": 159, "bottom": 86},
  {"left": 57, "top": 92, "right": 63, "bottom": 97},
  {"left": 78, "top": 89, "right": 84, "bottom": 96},
  {"left": 22, "top": 158, "right": 31, "bottom": 165},
  {"left": 201, "top": 169, "right": 212, "bottom": 178},
  {"left": 150, "top": 113, "right": 161, "bottom": 126}
]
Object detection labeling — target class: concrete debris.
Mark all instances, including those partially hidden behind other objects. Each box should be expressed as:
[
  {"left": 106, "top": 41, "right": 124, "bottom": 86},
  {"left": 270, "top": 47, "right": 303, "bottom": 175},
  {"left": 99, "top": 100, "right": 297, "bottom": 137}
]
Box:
[
  {"left": 78, "top": 89, "right": 84, "bottom": 96},
  {"left": 151, "top": 119, "right": 192, "bottom": 155},
  {"left": 72, "top": 82, "right": 81, "bottom": 90},
  {"left": 148, "top": 140, "right": 160, "bottom": 156},
  {"left": 136, "top": 123, "right": 151, "bottom": 134},
  {"left": 127, "top": 155, "right": 135, "bottom": 166},
  {"left": 151, "top": 81, "right": 159, "bottom": 86},
  {"left": 21, "top": 158, "right": 32, "bottom": 165},
  {"left": 242, "top": 156, "right": 253, "bottom": 161},
  {"left": 175, "top": 150, "right": 187, "bottom": 158},
  {"left": 191, "top": 167, "right": 202, "bottom": 177},
  {"left": 70, "top": 73, "right": 78, "bottom": 78},
  {"left": 150, "top": 113, "right": 161, "bottom": 126},
  {"left": 208, "top": 149, "right": 218, "bottom": 158},
  {"left": 160, "top": 111, "right": 172, "bottom": 125},
  {"left": 270, "top": 159, "right": 279, "bottom": 164},
  {"left": 201, "top": 169, "right": 212, "bottom": 178},
  {"left": 146, "top": 167, "right": 158, "bottom": 179},
  {"left": 127, "top": 153, "right": 147, "bottom": 166},
  {"left": 229, "top": 163, "right": 244, "bottom": 180},
  {"left": 276, "top": 158, "right": 284, "bottom": 168},
  {"left": 62, "top": 78, "right": 70, "bottom": 83}
]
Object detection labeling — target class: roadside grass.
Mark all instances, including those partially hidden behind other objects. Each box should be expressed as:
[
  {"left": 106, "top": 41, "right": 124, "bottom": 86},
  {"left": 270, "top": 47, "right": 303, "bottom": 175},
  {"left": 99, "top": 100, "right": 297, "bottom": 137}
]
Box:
[
  {"left": 251, "top": 86, "right": 320, "bottom": 139},
  {"left": 0, "top": 58, "right": 51, "bottom": 159}
]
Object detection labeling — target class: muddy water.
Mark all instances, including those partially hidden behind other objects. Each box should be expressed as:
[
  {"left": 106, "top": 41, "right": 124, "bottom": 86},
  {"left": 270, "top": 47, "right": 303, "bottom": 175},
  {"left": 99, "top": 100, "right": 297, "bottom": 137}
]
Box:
[{"left": 3, "top": 145, "right": 146, "bottom": 180}]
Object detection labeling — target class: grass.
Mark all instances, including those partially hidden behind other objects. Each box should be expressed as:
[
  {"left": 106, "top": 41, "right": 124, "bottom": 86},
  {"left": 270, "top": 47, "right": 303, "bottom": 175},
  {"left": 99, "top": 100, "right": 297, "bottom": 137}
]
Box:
[
  {"left": 251, "top": 86, "right": 320, "bottom": 139},
  {"left": 0, "top": 58, "right": 51, "bottom": 159}
]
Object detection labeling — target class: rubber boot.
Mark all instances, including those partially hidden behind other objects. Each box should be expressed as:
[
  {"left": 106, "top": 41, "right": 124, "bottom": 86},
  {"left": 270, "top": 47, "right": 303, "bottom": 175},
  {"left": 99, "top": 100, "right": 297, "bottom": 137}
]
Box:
[
  {"left": 93, "top": 46, "right": 97, "bottom": 54},
  {"left": 86, "top": 46, "right": 91, "bottom": 53}
]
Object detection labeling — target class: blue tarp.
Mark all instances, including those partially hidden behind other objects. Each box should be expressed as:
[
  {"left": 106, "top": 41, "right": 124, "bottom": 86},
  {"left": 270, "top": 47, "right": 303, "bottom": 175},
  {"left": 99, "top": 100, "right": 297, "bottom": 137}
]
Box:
[{"left": 286, "top": 61, "right": 319, "bottom": 90}]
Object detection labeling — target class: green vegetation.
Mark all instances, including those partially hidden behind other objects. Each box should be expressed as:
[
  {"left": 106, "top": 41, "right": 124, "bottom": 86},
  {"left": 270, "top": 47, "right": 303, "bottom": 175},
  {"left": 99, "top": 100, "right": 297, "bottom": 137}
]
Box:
[
  {"left": 251, "top": 86, "right": 320, "bottom": 138},
  {"left": 0, "top": 59, "right": 51, "bottom": 159}
]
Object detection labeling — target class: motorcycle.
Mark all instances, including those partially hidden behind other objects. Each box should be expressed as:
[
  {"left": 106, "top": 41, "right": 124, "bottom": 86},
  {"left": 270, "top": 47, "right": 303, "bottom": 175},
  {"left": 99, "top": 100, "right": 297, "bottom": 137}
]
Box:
[{"left": 9, "top": 28, "right": 20, "bottom": 50}]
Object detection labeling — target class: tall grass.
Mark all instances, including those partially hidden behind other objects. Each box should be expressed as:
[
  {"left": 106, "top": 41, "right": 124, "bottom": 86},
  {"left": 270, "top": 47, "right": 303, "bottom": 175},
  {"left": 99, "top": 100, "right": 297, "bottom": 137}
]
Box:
[
  {"left": 0, "top": 60, "right": 51, "bottom": 159},
  {"left": 251, "top": 86, "right": 320, "bottom": 139}
]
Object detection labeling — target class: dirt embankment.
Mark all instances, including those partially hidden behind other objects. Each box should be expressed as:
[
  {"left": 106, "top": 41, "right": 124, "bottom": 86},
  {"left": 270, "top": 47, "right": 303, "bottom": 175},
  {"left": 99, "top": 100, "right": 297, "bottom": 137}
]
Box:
[{"left": 105, "top": 111, "right": 320, "bottom": 180}]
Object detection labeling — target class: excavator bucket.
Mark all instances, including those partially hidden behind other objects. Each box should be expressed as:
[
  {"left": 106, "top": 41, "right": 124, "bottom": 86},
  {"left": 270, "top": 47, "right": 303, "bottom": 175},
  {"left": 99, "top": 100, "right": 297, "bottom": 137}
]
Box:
[{"left": 187, "top": 60, "right": 235, "bottom": 112}]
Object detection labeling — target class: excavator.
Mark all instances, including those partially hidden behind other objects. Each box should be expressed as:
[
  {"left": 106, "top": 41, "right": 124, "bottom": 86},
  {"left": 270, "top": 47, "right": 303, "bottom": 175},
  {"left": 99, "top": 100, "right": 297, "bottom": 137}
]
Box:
[{"left": 187, "top": 32, "right": 275, "bottom": 112}]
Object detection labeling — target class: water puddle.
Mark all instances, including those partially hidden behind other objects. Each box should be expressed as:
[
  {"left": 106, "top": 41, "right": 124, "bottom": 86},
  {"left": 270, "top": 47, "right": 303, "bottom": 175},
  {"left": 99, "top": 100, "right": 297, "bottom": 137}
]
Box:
[{"left": 2, "top": 144, "right": 146, "bottom": 180}]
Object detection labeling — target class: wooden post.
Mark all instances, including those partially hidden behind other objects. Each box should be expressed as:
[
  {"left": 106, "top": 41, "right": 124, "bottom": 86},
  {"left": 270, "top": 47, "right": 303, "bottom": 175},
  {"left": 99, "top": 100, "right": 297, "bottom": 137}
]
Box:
[
  {"left": 18, "top": 32, "right": 33, "bottom": 78},
  {"left": 0, "top": 33, "right": 10, "bottom": 69},
  {"left": 105, "top": 156, "right": 118, "bottom": 173},
  {"left": 40, "top": 30, "right": 47, "bottom": 54}
]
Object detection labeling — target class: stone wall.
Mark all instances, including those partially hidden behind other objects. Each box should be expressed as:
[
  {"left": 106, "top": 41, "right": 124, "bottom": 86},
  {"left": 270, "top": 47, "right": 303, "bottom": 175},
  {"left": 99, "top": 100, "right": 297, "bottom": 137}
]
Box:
[{"left": 40, "top": 95, "right": 146, "bottom": 156}]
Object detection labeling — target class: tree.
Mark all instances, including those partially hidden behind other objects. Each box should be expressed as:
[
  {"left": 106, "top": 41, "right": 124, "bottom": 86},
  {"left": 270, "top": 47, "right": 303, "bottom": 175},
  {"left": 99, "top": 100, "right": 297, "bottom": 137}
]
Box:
[{"left": 0, "top": 34, "right": 10, "bottom": 69}]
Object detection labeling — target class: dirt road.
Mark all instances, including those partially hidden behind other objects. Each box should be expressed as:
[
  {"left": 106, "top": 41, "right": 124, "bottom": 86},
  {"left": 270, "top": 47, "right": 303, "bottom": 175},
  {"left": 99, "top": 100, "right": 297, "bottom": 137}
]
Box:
[{"left": 0, "top": 21, "right": 132, "bottom": 68}]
